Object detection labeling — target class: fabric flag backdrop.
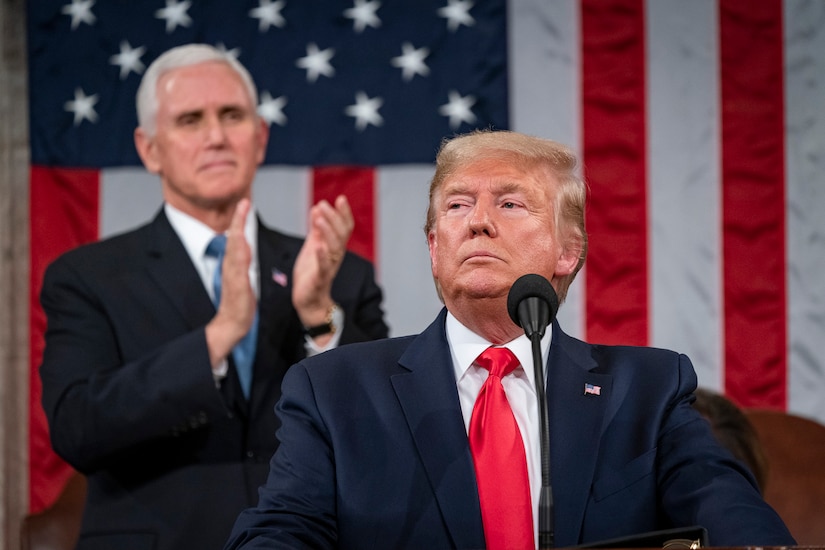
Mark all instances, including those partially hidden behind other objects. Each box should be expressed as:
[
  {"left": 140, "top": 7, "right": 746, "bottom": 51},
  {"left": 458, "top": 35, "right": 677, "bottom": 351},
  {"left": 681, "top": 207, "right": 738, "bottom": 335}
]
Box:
[{"left": 27, "top": 0, "right": 825, "bottom": 513}]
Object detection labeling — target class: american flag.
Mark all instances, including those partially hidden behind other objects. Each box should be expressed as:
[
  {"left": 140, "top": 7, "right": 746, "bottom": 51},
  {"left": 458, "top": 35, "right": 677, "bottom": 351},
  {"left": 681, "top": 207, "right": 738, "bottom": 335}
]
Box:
[
  {"left": 271, "top": 267, "right": 288, "bottom": 288},
  {"left": 26, "top": 0, "right": 825, "bottom": 514}
]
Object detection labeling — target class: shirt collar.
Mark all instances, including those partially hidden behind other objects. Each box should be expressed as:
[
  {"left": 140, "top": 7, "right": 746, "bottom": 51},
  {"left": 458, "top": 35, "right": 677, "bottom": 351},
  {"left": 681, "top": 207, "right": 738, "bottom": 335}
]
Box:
[
  {"left": 164, "top": 202, "right": 258, "bottom": 262},
  {"left": 445, "top": 310, "right": 553, "bottom": 389}
]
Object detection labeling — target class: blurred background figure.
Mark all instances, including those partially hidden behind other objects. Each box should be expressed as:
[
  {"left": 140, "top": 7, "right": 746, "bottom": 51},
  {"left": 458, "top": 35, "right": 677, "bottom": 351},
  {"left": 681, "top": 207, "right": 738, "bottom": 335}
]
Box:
[
  {"left": 37, "top": 44, "right": 389, "bottom": 550},
  {"left": 692, "top": 387, "right": 768, "bottom": 492}
]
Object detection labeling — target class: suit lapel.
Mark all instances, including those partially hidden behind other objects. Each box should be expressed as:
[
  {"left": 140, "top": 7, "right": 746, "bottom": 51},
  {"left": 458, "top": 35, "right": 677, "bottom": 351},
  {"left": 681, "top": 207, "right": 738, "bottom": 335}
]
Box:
[
  {"left": 143, "top": 210, "right": 215, "bottom": 329},
  {"left": 547, "top": 321, "right": 612, "bottom": 545},
  {"left": 250, "top": 221, "right": 297, "bottom": 410},
  {"left": 391, "top": 309, "right": 486, "bottom": 550}
]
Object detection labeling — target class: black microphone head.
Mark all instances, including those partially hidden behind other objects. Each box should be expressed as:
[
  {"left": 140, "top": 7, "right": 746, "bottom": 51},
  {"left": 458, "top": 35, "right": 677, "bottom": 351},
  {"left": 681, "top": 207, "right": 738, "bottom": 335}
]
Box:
[{"left": 507, "top": 274, "right": 560, "bottom": 331}]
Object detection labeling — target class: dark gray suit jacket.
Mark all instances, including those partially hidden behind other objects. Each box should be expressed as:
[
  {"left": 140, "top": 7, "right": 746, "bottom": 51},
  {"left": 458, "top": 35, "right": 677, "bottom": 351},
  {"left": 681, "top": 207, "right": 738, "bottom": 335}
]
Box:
[
  {"left": 225, "top": 309, "right": 794, "bottom": 549},
  {"left": 39, "top": 209, "right": 388, "bottom": 550}
]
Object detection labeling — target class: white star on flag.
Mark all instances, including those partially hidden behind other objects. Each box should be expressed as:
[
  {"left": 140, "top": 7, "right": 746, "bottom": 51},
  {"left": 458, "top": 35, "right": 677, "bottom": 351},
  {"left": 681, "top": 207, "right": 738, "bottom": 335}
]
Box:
[
  {"left": 391, "top": 42, "right": 430, "bottom": 82},
  {"left": 216, "top": 43, "right": 242, "bottom": 60},
  {"left": 249, "top": 0, "right": 286, "bottom": 32},
  {"left": 296, "top": 43, "right": 336, "bottom": 83},
  {"left": 437, "top": 0, "right": 475, "bottom": 32},
  {"left": 64, "top": 88, "right": 99, "bottom": 126},
  {"left": 109, "top": 41, "right": 146, "bottom": 80},
  {"left": 258, "top": 91, "right": 288, "bottom": 126},
  {"left": 439, "top": 90, "right": 476, "bottom": 129},
  {"left": 61, "top": 0, "right": 96, "bottom": 30},
  {"left": 345, "top": 91, "right": 384, "bottom": 131},
  {"left": 155, "top": 0, "right": 193, "bottom": 34},
  {"left": 343, "top": 0, "right": 382, "bottom": 34}
]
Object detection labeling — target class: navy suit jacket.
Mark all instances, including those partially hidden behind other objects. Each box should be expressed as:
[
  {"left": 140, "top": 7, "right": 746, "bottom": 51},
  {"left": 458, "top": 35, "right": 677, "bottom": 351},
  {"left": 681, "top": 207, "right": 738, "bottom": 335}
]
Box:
[
  {"left": 39, "top": 209, "right": 388, "bottom": 550},
  {"left": 226, "top": 308, "right": 794, "bottom": 549}
]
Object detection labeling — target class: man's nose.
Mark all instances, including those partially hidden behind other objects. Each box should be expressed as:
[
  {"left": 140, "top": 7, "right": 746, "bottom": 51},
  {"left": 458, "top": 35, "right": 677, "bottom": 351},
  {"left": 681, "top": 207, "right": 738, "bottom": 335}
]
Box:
[
  {"left": 204, "top": 116, "right": 228, "bottom": 145},
  {"left": 468, "top": 203, "right": 496, "bottom": 237}
]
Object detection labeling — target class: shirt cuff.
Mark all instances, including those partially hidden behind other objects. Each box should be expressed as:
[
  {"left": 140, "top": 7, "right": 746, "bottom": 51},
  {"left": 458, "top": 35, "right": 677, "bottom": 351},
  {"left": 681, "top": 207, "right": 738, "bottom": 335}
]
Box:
[{"left": 212, "top": 358, "right": 228, "bottom": 387}]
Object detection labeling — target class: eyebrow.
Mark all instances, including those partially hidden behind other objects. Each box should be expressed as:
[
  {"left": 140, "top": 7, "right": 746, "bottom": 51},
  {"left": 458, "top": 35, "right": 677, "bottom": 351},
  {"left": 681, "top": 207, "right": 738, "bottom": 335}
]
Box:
[
  {"left": 442, "top": 180, "right": 524, "bottom": 197},
  {"left": 218, "top": 104, "right": 248, "bottom": 115},
  {"left": 174, "top": 103, "right": 248, "bottom": 120}
]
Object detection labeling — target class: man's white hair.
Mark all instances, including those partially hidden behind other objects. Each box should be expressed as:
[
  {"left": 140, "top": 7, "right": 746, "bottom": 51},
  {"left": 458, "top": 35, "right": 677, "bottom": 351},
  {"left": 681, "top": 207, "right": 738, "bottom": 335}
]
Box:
[{"left": 136, "top": 43, "right": 259, "bottom": 137}]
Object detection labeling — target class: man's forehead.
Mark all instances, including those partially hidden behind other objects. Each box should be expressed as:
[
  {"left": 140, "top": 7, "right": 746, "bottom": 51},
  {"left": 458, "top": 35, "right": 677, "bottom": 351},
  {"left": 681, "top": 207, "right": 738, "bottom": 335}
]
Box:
[
  {"left": 157, "top": 62, "right": 251, "bottom": 107},
  {"left": 441, "top": 165, "right": 548, "bottom": 191}
]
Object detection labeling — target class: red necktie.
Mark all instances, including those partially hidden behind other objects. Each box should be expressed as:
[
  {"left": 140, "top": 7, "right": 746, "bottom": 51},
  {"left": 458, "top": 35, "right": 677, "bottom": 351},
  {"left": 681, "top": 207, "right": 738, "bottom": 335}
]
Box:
[{"left": 469, "top": 347, "right": 534, "bottom": 550}]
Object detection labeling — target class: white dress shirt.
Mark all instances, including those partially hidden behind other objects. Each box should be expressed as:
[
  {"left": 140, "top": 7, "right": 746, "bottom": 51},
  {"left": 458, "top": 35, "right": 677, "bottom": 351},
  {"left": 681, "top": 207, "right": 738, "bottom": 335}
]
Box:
[{"left": 446, "top": 311, "right": 551, "bottom": 547}]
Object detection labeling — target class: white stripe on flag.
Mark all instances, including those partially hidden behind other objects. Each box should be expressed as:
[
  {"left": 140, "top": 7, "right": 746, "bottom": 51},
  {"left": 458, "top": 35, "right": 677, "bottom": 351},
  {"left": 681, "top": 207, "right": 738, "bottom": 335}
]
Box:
[
  {"left": 377, "top": 166, "right": 443, "bottom": 336},
  {"left": 254, "top": 166, "right": 311, "bottom": 236},
  {"left": 100, "top": 168, "right": 163, "bottom": 236},
  {"left": 647, "top": 0, "right": 724, "bottom": 391},
  {"left": 784, "top": 0, "right": 825, "bottom": 422}
]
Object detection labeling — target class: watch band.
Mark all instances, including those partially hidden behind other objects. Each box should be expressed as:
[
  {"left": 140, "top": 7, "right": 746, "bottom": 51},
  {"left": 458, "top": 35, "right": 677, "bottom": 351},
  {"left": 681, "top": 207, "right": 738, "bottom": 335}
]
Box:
[{"left": 304, "top": 303, "right": 339, "bottom": 337}]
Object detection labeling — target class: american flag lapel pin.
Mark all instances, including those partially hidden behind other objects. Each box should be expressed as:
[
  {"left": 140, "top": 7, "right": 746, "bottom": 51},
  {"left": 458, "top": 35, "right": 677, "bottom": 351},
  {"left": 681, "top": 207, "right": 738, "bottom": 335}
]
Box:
[
  {"left": 584, "top": 383, "right": 602, "bottom": 396},
  {"left": 272, "top": 268, "right": 288, "bottom": 287}
]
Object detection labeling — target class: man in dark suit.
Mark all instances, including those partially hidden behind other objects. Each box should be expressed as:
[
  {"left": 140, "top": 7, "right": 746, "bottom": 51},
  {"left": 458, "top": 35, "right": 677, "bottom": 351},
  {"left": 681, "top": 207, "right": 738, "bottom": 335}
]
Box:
[
  {"left": 38, "top": 44, "right": 388, "bottom": 550},
  {"left": 225, "top": 130, "right": 795, "bottom": 549}
]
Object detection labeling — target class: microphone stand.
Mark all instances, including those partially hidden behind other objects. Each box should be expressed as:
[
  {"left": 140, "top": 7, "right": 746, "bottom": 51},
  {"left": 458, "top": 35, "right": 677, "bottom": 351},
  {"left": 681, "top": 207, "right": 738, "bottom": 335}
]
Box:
[
  {"left": 530, "top": 331, "right": 554, "bottom": 549},
  {"left": 509, "top": 274, "right": 559, "bottom": 549}
]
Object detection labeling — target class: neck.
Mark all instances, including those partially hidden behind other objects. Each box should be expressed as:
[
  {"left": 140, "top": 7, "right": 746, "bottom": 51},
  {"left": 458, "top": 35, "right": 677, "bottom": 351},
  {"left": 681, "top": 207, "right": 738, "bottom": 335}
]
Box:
[
  {"left": 166, "top": 199, "right": 242, "bottom": 233},
  {"left": 197, "top": 209, "right": 235, "bottom": 233},
  {"left": 448, "top": 296, "right": 522, "bottom": 344}
]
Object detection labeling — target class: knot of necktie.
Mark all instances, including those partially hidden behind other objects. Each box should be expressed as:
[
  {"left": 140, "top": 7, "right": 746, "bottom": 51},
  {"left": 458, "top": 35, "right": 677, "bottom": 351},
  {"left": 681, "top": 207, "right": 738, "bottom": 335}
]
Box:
[
  {"left": 475, "top": 346, "right": 520, "bottom": 379},
  {"left": 205, "top": 234, "right": 227, "bottom": 259}
]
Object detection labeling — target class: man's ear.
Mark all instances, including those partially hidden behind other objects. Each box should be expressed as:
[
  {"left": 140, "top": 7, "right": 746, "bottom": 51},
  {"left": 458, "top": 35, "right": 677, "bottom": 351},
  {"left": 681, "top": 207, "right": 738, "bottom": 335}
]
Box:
[
  {"left": 255, "top": 118, "right": 270, "bottom": 165},
  {"left": 555, "top": 240, "right": 582, "bottom": 278},
  {"left": 134, "top": 127, "right": 161, "bottom": 174},
  {"left": 427, "top": 230, "right": 438, "bottom": 279}
]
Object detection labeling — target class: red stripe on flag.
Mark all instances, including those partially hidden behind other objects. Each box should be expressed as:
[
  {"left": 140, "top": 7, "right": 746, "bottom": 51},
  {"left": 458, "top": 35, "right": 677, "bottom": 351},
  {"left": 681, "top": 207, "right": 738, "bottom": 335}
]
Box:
[
  {"left": 29, "top": 166, "right": 100, "bottom": 512},
  {"left": 312, "top": 166, "right": 376, "bottom": 263},
  {"left": 719, "top": 0, "right": 787, "bottom": 410},
  {"left": 581, "top": 0, "right": 649, "bottom": 345}
]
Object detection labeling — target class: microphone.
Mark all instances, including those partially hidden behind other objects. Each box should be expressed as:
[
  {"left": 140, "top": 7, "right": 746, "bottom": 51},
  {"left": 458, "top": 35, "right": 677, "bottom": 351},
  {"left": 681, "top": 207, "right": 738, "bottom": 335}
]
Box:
[
  {"left": 507, "top": 274, "right": 560, "bottom": 339},
  {"left": 507, "top": 274, "right": 559, "bottom": 550}
]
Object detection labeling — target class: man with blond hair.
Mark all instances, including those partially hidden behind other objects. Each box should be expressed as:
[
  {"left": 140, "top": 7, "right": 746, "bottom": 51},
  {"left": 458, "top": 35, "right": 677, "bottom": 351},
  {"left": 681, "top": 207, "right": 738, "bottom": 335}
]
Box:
[{"left": 225, "top": 130, "right": 794, "bottom": 549}]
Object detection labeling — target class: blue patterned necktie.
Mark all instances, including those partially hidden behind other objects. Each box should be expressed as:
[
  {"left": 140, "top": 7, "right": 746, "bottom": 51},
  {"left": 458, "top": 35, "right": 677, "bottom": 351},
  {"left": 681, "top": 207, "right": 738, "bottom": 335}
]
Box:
[{"left": 205, "top": 234, "right": 258, "bottom": 399}]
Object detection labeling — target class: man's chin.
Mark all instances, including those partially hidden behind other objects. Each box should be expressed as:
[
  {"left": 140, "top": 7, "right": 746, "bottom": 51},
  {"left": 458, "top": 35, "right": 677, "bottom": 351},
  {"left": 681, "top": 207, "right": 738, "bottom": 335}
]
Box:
[
  {"left": 451, "top": 276, "right": 510, "bottom": 301},
  {"left": 198, "top": 185, "right": 250, "bottom": 206}
]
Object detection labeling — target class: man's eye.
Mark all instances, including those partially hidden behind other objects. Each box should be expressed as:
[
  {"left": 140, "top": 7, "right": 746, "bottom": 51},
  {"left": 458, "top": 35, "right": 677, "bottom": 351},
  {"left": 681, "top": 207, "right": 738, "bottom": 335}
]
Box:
[
  {"left": 224, "top": 111, "right": 243, "bottom": 121},
  {"left": 503, "top": 202, "right": 516, "bottom": 209}
]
